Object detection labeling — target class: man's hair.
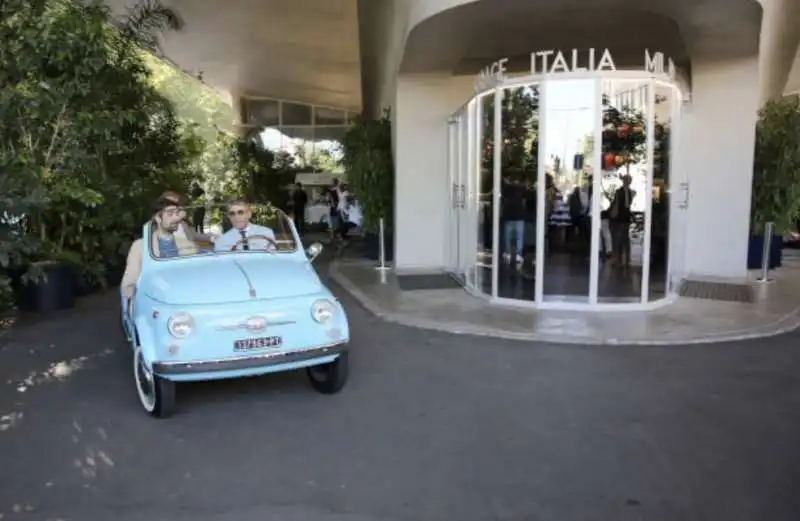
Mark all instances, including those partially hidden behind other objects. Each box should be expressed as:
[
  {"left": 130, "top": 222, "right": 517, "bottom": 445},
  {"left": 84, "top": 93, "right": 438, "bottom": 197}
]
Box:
[
  {"left": 151, "top": 196, "right": 179, "bottom": 217},
  {"left": 227, "top": 198, "right": 249, "bottom": 209},
  {"left": 332, "top": 178, "right": 339, "bottom": 185},
  {"left": 295, "top": 182, "right": 302, "bottom": 188}
]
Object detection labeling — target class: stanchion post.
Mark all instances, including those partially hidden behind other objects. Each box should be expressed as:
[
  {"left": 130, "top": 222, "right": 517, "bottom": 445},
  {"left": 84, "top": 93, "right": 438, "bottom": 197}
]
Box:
[
  {"left": 756, "top": 221, "right": 775, "bottom": 283},
  {"left": 375, "top": 217, "right": 391, "bottom": 277}
]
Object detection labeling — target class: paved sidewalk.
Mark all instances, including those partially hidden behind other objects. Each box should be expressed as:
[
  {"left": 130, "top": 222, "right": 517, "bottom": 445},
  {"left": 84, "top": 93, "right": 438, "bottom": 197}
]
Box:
[{"left": 331, "top": 254, "right": 800, "bottom": 345}]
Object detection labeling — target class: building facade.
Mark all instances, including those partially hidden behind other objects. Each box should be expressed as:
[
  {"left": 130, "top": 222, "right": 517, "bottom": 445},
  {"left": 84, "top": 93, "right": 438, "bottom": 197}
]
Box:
[{"left": 107, "top": 0, "right": 800, "bottom": 309}]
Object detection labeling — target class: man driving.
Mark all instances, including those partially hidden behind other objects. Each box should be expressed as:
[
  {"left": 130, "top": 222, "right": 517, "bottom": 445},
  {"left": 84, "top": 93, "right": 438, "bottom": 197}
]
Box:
[
  {"left": 121, "top": 196, "right": 197, "bottom": 298},
  {"left": 214, "top": 199, "right": 276, "bottom": 252}
]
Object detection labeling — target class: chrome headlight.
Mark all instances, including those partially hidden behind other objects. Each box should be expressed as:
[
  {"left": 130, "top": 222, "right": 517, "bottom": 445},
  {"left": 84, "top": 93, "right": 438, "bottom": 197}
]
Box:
[
  {"left": 311, "top": 299, "right": 335, "bottom": 324},
  {"left": 167, "top": 312, "right": 194, "bottom": 338}
]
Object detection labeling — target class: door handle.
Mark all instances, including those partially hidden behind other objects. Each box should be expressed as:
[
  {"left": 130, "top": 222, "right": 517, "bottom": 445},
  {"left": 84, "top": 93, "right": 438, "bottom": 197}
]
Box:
[{"left": 678, "top": 182, "right": 689, "bottom": 209}]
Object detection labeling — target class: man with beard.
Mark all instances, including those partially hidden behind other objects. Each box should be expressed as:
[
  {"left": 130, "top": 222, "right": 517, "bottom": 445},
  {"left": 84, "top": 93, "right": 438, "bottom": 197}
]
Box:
[{"left": 121, "top": 196, "right": 198, "bottom": 299}]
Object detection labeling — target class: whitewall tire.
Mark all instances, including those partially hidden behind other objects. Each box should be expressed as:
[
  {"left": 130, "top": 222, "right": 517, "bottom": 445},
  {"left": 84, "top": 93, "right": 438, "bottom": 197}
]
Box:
[{"left": 133, "top": 346, "right": 176, "bottom": 418}]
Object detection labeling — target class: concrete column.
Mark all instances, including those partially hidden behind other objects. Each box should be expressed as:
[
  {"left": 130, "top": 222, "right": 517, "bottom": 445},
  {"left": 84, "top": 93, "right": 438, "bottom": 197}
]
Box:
[
  {"left": 228, "top": 92, "right": 250, "bottom": 139},
  {"left": 758, "top": 0, "right": 800, "bottom": 103},
  {"left": 680, "top": 56, "right": 760, "bottom": 281},
  {"left": 393, "top": 74, "right": 472, "bottom": 271}
]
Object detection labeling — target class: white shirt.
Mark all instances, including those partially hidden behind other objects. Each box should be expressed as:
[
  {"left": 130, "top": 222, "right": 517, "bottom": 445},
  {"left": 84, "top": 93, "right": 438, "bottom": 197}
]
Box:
[
  {"left": 214, "top": 223, "right": 276, "bottom": 252},
  {"left": 338, "top": 190, "right": 349, "bottom": 213},
  {"left": 346, "top": 202, "right": 363, "bottom": 226}
]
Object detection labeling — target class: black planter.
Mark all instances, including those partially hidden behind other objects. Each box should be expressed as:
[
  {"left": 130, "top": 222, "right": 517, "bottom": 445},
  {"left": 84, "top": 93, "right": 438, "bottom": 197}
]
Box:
[
  {"left": 747, "top": 234, "right": 784, "bottom": 270},
  {"left": 15, "top": 262, "right": 75, "bottom": 313},
  {"left": 364, "top": 231, "right": 394, "bottom": 262}
]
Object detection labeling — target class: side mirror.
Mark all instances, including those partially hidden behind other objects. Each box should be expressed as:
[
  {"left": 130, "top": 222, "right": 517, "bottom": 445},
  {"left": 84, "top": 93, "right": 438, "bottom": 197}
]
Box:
[{"left": 306, "top": 242, "right": 323, "bottom": 262}]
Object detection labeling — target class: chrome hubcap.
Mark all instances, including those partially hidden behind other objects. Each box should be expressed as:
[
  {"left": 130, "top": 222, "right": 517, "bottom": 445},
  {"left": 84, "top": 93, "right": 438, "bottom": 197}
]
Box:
[{"left": 135, "top": 352, "right": 155, "bottom": 406}]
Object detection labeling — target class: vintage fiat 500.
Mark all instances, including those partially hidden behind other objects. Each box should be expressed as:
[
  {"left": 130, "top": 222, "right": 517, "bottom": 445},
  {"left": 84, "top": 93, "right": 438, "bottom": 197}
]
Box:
[{"left": 120, "top": 205, "right": 349, "bottom": 418}]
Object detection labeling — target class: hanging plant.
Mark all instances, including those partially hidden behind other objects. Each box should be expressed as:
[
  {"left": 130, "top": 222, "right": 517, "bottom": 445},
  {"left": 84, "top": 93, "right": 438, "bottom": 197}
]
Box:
[{"left": 340, "top": 109, "right": 394, "bottom": 234}]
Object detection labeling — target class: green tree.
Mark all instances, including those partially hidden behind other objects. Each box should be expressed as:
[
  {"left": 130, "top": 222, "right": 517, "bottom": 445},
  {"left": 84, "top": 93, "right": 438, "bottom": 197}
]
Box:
[
  {"left": 141, "top": 53, "right": 234, "bottom": 142},
  {"left": 0, "top": 0, "right": 193, "bottom": 297}
]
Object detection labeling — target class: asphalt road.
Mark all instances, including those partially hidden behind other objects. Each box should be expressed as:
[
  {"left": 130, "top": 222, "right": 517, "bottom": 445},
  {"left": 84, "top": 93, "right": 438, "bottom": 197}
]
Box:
[{"left": 1, "top": 257, "right": 800, "bottom": 521}]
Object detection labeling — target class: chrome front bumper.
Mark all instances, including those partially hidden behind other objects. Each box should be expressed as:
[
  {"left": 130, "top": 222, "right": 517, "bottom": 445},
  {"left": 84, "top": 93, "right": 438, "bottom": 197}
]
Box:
[{"left": 152, "top": 342, "right": 347, "bottom": 375}]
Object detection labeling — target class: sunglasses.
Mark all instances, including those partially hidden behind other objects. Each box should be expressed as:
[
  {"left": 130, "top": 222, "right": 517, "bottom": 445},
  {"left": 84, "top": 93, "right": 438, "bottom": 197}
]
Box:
[{"left": 228, "top": 209, "right": 247, "bottom": 217}]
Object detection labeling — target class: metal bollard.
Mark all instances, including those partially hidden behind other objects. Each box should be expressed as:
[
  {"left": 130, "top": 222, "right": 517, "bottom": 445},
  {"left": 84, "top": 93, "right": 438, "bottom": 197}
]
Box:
[
  {"left": 375, "top": 217, "right": 391, "bottom": 279},
  {"left": 756, "top": 221, "right": 775, "bottom": 283}
]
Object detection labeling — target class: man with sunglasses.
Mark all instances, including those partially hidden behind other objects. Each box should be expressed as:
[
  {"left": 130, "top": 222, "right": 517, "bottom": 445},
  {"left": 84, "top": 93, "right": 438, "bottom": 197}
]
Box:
[{"left": 214, "top": 199, "right": 276, "bottom": 252}]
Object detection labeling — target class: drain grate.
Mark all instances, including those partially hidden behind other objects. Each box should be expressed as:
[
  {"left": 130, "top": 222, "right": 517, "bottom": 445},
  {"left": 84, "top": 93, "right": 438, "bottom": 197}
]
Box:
[{"left": 678, "top": 280, "right": 754, "bottom": 303}]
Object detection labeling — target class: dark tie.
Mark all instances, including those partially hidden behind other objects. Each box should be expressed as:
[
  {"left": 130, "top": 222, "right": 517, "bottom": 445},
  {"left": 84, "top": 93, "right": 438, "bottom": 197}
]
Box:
[{"left": 239, "top": 229, "right": 249, "bottom": 251}]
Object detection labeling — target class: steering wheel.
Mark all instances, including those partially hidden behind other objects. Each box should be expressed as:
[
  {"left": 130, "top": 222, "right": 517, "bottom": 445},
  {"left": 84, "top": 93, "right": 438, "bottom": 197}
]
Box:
[{"left": 230, "top": 234, "right": 279, "bottom": 252}]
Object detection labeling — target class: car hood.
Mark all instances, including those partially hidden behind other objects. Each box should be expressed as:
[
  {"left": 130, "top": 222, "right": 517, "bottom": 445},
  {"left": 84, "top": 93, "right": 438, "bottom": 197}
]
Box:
[{"left": 141, "top": 255, "right": 323, "bottom": 305}]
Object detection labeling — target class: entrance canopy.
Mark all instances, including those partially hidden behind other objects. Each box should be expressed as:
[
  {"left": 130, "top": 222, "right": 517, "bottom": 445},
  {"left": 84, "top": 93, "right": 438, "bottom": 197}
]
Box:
[{"left": 400, "top": 0, "right": 763, "bottom": 84}]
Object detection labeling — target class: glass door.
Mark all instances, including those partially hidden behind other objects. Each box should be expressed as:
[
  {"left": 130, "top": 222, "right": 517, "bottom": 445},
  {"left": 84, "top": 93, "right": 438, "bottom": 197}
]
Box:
[
  {"left": 463, "top": 99, "right": 481, "bottom": 292},
  {"left": 536, "top": 78, "right": 598, "bottom": 304},
  {"left": 447, "top": 117, "right": 460, "bottom": 275},
  {"left": 662, "top": 83, "right": 686, "bottom": 295},
  {"left": 457, "top": 111, "right": 471, "bottom": 281}
]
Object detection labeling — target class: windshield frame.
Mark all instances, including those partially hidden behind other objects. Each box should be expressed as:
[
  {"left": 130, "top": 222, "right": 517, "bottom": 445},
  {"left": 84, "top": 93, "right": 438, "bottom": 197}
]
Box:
[{"left": 147, "top": 204, "right": 300, "bottom": 262}]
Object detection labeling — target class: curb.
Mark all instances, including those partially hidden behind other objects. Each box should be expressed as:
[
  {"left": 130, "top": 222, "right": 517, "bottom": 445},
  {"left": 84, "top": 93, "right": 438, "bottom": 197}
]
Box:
[{"left": 330, "top": 261, "right": 800, "bottom": 346}]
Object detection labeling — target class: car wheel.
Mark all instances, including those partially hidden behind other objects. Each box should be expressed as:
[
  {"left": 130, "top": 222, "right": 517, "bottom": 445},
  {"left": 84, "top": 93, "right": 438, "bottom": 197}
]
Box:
[
  {"left": 306, "top": 352, "right": 349, "bottom": 394},
  {"left": 133, "top": 346, "right": 176, "bottom": 418}
]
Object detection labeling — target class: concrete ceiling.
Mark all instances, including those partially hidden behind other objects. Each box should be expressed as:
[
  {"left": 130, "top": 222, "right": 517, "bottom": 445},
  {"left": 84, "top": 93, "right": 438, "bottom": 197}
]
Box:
[
  {"left": 107, "top": 0, "right": 362, "bottom": 112},
  {"left": 400, "top": 0, "right": 763, "bottom": 85}
]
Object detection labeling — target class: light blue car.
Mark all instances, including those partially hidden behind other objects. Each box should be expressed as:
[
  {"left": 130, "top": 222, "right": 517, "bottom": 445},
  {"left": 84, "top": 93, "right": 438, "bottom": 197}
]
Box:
[{"left": 120, "top": 206, "right": 349, "bottom": 418}]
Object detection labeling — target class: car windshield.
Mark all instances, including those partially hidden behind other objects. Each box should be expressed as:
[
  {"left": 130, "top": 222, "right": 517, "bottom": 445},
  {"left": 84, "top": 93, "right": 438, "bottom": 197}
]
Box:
[{"left": 149, "top": 203, "right": 298, "bottom": 261}]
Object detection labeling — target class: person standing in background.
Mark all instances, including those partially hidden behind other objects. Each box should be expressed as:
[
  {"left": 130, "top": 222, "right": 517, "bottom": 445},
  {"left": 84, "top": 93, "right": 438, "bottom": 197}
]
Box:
[
  {"left": 191, "top": 183, "right": 205, "bottom": 234},
  {"left": 292, "top": 182, "right": 308, "bottom": 236},
  {"left": 609, "top": 174, "right": 635, "bottom": 268},
  {"left": 501, "top": 174, "right": 526, "bottom": 264},
  {"left": 327, "top": 179, "right": 341, "bottom": 243}
]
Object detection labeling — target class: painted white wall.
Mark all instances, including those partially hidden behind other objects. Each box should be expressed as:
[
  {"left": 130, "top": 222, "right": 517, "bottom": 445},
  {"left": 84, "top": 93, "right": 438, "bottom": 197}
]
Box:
[
  {"left": 680, "top": 57, "right": 760, "bottom": 281},
  {"left": 393, "top": 74, "right": 474, "bottom": 271}
]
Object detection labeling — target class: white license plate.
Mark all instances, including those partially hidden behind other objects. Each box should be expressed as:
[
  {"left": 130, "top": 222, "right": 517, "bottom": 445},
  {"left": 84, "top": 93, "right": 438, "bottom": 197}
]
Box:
[{"left": 233, "top": 336, "right": 283, "bottom": 351}]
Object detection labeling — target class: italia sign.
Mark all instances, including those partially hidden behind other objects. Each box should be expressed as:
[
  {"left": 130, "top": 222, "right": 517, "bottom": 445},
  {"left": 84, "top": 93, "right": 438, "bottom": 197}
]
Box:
[{"left": 474, "top": 49, "right": 676, "bottom": 92}]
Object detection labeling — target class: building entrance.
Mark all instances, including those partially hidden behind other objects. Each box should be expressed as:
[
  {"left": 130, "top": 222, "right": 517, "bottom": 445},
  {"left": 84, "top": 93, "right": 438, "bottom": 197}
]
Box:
[{"left": 446, "top": 68, "right": 684, "bottom": 310}]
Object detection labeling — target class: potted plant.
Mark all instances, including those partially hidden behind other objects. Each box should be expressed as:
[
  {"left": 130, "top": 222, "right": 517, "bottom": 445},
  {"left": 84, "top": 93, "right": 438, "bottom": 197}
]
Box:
[
  {"left": 340, "top": 110, "right": 394, "bottom": 261},
  {"left": 748, "top": 96, "right": 800, "bottom": 270}
]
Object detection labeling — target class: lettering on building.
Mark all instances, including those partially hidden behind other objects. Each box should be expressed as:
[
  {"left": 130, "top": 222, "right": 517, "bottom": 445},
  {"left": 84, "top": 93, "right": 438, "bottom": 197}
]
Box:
[
  {"left": 530, "top": 48, "right": 616, "bottom": 75},
  {"left": 644, "top": 49, "right": 676, "bottom": 80},
  {"left": 474, "top": 48, "right": 676, "bottom": 89},
  {"left": 474, "top": 58, "right": 508, "bottom": 92}
]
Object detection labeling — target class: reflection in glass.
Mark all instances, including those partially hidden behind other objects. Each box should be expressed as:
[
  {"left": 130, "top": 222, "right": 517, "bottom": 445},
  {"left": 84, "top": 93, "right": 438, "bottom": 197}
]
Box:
[
  {"left": 648, "top": 84, "right": 673, "bottom": 301},
  {"left": 256, "top": 127, "right": 346, "bottom": 172},
  {"left": 243, "top": 99, "right": 280, "bottom": 126},
  {"left": 495, "top": 85, "right": 540, "bottom": 300},
  {"left": 598, "top": 81, "right": 649, "bottom": 301},
  {"left": 314, "top": 107, "right": 346, "bottom": 125},
  {"left": 477, "top": 94, "right": 494, "bottom": 294},
  {"left": 541, "top": 80, "right": 595, "bottom": 302},
  {"left": 281, "top": 102, "right": 313, "bottom": 125}
]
